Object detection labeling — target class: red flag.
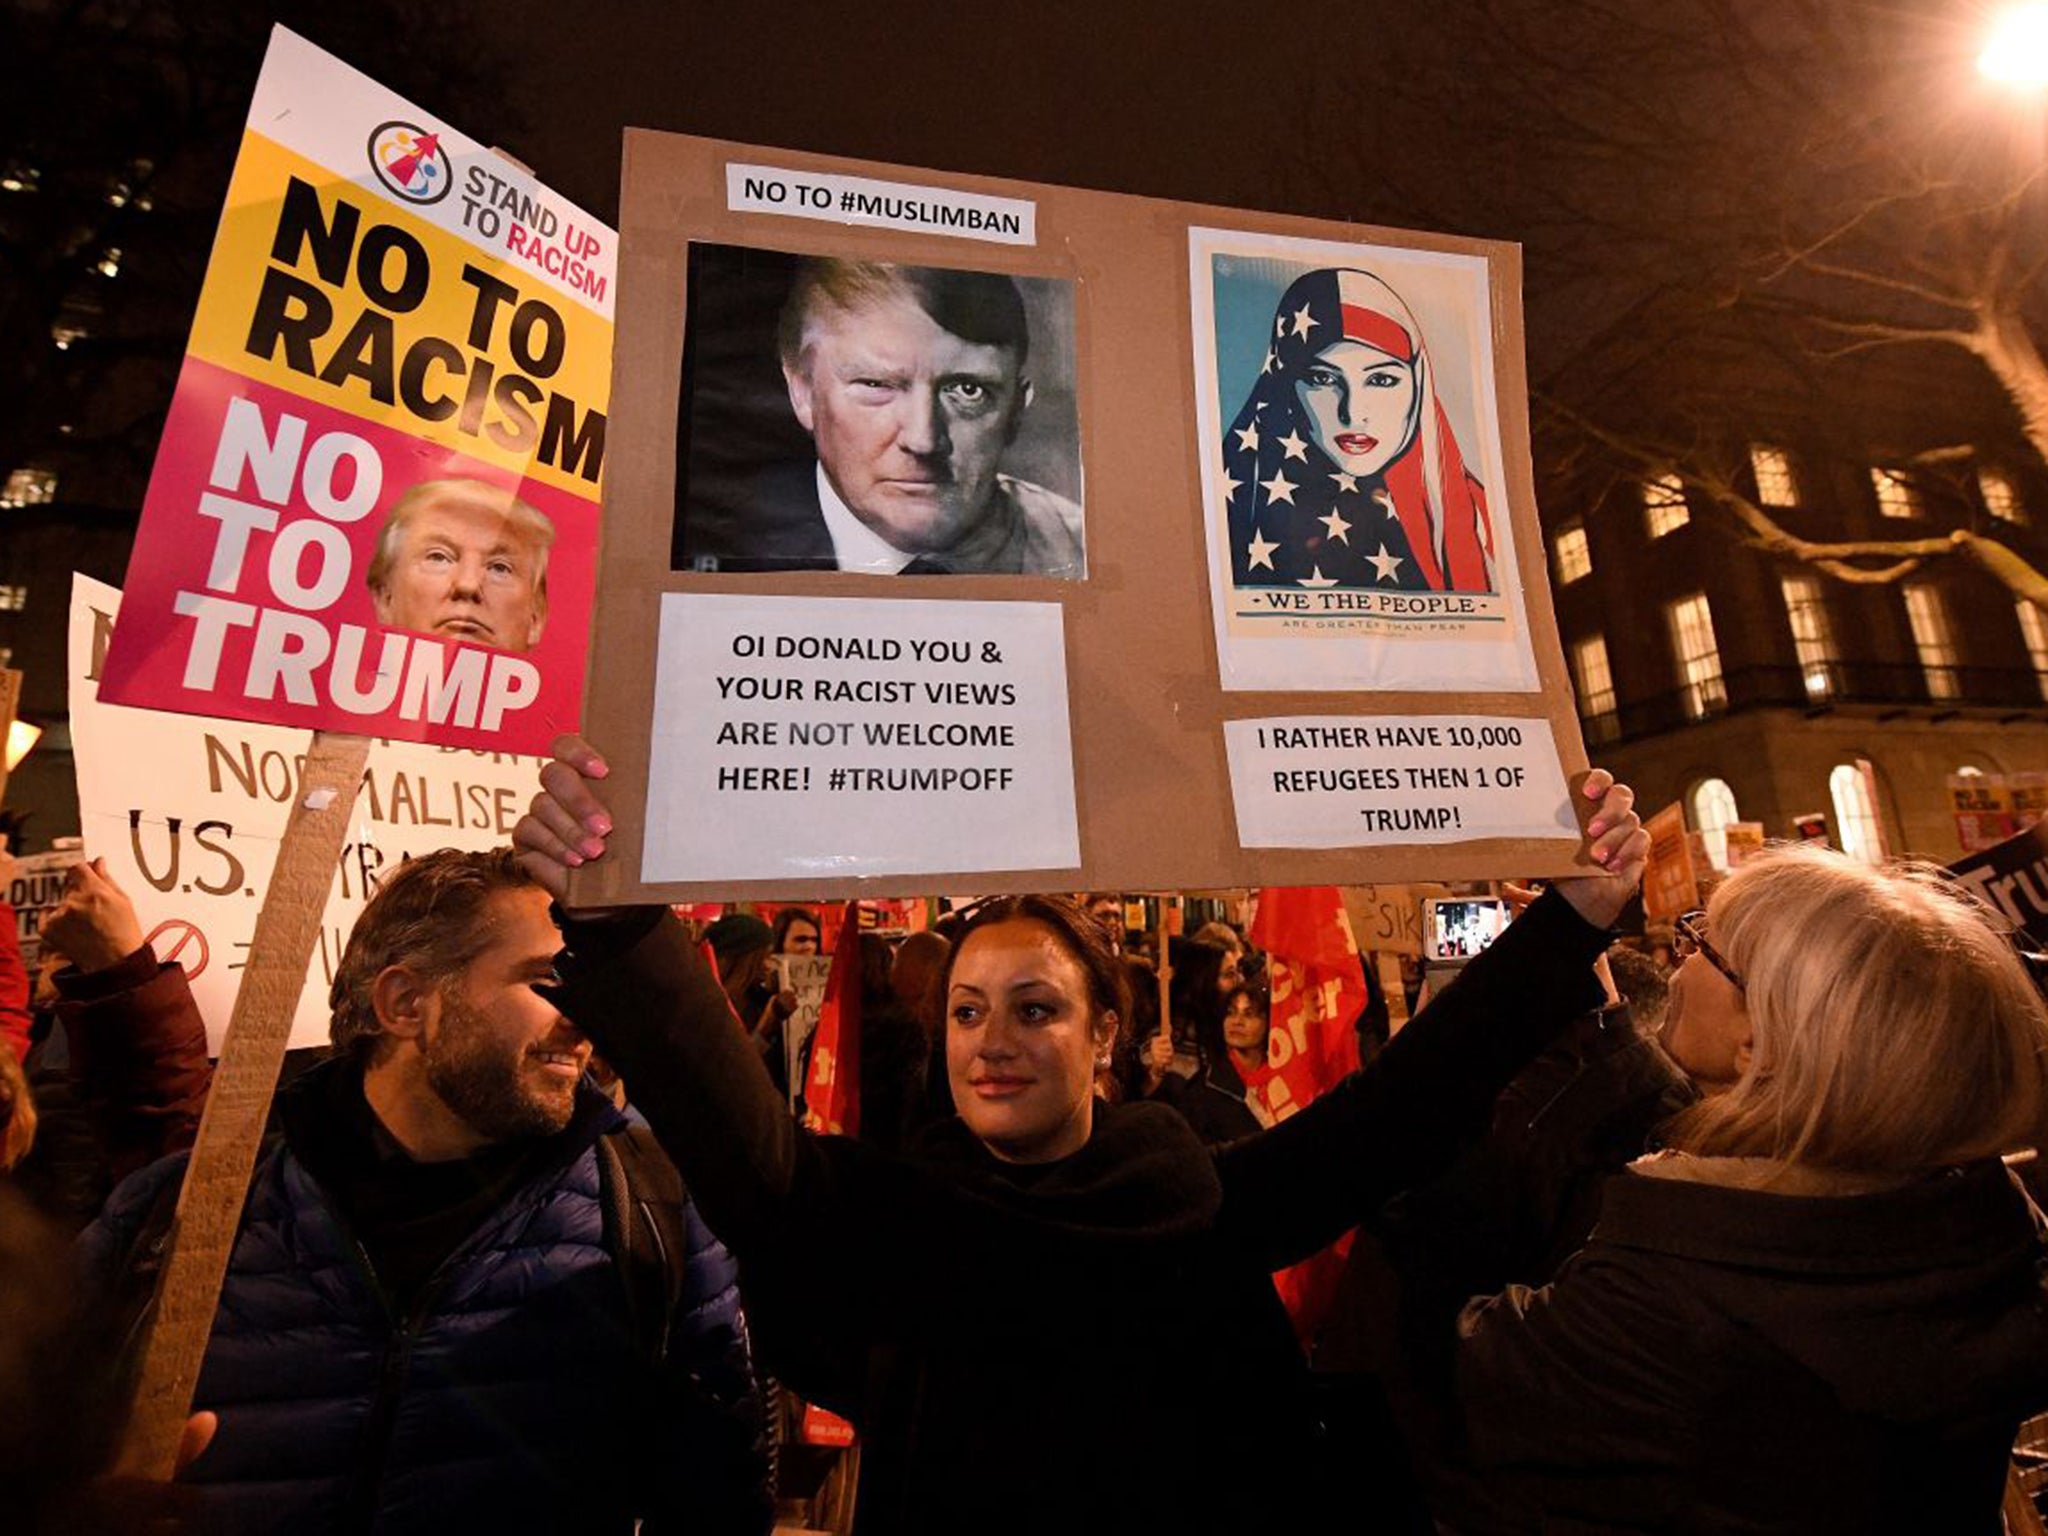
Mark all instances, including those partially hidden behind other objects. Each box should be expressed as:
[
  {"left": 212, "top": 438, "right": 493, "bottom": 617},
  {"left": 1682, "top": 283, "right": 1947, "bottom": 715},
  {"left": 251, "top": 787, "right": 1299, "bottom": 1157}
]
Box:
[
  {"left": 1248, "top": 886, "right": 1369, "bottom": 1347},
  {"left": 802, "top": 900, "right": 862, "bottom": 1136}
]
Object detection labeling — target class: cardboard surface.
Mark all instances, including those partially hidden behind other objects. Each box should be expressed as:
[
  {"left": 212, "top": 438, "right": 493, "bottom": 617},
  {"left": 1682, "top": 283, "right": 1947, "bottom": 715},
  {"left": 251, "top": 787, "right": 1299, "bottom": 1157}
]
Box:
[
  {"left": 1641, "top": 802, "right": 1700, "bottom": 923},
  {"left": 574, "top": 133, "right": 1592, "bottom": 904}
]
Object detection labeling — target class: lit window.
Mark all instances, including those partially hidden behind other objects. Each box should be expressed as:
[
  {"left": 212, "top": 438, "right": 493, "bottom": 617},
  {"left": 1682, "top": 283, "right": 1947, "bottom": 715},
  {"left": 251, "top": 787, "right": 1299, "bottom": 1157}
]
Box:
[
  {"left": 1956, "top": 764, "right": 1985, "bottom": 778},
  {"left": 1829, "top": 762, "right": 1883, "bottom": 864},
  {"left": 0, "top": 163, "right": 38, "bottom": 194},
  {"left": 50, "top": 321, "right": 86, "bottom": 351},
  {"left": 1667, "top": 593, "right": 1727, "bottom": 718},
  {"left": 0, "top": 587, "right": 30, "bottom": 613},
  {"left": 1903, "top": 584, "right": 1960, "bottom": 700},
  {"left": 1643, "top": 473, "right": 1690, "bottom": 537},
  {"left": 1751, "top": 446, "right": 1797, "bottom": 506},
  {"left": 1551, "top": 521, "right": 1591, "bottom": 585},
  {"left": 1982, "top": 467, "right": 2027, "bottom": 525},
  {"left": 0, "top": 469, "right": 56, "bottom": 508},
  {"left": 2017, "top": 602, "right": 2048, "bottom": 702},
  {"left": 1571, "top": 634, "right": 1619, "bottom": 743},
  {"left": 1690, "top": 777, "right": 1740, "bottom": 870},
  {"left": 1780, "top": 575, "right": 1838, "bottom": 700},
  {"left": 1871, "top": 468, "right": 1918, "bottom": 519},
  {"left": 95, "top": 248, "right": 122, "bottom": 279}
]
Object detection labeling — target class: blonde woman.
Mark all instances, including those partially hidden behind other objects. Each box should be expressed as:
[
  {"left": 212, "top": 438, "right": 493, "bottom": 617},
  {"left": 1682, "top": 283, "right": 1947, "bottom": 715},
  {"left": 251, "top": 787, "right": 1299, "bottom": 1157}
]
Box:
[{"left": 1456, "top": 843, "right": 2048, "bottom": 1535}]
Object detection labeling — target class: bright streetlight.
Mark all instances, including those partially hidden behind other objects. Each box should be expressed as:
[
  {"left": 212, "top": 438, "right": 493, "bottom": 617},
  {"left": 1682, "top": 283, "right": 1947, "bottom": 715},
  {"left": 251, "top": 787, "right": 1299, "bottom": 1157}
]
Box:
[{"left": 1981, "top": 3, "right": 2048, "bottom": 85}]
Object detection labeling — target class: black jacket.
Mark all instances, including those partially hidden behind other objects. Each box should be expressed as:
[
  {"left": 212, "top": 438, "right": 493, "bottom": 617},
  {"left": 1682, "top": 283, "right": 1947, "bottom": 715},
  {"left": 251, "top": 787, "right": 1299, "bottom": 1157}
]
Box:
[
  {"left": 1457, "top": 1157, "right": 2048, "bottom": 1534},
  {"left": 1156, "top": 1058, "right": 1266, "bottom": 1146},
  {"left": 1316, "top": 1003, "right": 1697, "bottom": 1532},
  {"left": 553, "top": 889, "right": 1609, "bottom": 1535}
]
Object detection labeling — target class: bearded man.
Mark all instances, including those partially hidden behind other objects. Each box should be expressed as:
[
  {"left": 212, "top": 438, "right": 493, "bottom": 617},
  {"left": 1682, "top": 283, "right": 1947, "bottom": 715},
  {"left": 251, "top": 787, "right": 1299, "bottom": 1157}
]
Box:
[{"left": 82, "top": 850, "right": 770, "bottom": 1535}]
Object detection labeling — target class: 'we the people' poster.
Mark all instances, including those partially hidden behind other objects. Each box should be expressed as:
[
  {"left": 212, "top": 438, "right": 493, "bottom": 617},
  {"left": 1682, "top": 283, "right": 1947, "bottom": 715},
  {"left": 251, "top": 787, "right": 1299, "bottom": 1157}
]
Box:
[
  {"left": 1189, "top": 228, "right": 1542, "bottom": 694},
  {"left": 99, "top": 27, "right": 613, "bottom": 753}
]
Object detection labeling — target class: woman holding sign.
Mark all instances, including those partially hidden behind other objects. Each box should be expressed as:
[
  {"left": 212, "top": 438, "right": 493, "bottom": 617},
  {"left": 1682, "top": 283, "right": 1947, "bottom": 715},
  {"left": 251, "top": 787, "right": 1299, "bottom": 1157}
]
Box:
[{"left": 515, "top": 738, "right": 1645, "bottom": 1534}]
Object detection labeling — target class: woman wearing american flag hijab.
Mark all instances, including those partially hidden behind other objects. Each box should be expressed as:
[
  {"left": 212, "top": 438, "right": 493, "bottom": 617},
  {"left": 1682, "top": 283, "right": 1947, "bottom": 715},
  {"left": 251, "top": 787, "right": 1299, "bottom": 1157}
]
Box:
[{"left": 1224, "top": 266, "right": 1496, "bottom": 593}]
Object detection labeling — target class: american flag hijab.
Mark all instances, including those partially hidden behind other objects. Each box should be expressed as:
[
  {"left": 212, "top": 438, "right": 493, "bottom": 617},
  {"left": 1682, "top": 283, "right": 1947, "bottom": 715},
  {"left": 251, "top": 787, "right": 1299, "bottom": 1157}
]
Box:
[{"left": 1222, "top": 267, "right": 1496, "bottom": 594}]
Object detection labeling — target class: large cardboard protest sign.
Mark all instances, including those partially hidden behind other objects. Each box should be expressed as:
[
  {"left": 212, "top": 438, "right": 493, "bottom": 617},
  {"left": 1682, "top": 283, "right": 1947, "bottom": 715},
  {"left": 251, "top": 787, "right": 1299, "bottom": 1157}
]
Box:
[
  {"left": 573, "top": 136, "right": 1592, "bottom": 904},
  {"left": 98, "top": 27, "right": 613, "bottom": 754},
  {"left": 72, "top": 574, "right": 544, "bottom": 1050}
]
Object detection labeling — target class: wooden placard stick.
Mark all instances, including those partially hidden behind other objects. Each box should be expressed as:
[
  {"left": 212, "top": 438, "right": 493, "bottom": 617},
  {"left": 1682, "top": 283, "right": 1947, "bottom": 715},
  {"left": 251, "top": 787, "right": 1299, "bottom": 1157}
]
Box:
[
  {"left": 1154, "top": 895, "right": 1178, "bottom": 1048},
  {"left": 0, "top": 667, "right": 23, "bottom": 808},
  {"left": 121, "top": 729, "right": 372, "bottom": 1478},
  {"left": 1377, "top": 952, "right": 1411, "bottom": 1037}
]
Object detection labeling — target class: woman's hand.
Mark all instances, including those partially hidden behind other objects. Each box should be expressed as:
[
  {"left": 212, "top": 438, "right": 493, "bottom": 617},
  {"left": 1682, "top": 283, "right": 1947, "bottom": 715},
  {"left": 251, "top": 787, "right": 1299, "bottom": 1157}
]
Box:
[
  {"left": 512, "top": 734, "right": 615, "bottom": 901},
  {"left": 1141, "top": 1028, "right": 1175, "bottom": 1090},
  {"left": 1552, "top": 769, "right": 1648, "bottom": 931},
  {"left": 754, "top": 990, "right": 798, "bottom": 1041}
]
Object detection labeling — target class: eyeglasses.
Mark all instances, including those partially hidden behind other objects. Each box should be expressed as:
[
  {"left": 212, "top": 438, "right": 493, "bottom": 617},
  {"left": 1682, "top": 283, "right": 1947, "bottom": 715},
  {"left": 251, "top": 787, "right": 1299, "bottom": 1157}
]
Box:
[{"left": 1674, "top": 909, "right": 1744, "bottom": 992}]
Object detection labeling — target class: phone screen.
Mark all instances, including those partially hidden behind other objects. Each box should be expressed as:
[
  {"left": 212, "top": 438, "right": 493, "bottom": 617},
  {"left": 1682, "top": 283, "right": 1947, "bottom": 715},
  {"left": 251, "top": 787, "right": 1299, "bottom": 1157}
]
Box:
[{"left": 1427, "top": 899, "right": 1510, "bottom": 961}]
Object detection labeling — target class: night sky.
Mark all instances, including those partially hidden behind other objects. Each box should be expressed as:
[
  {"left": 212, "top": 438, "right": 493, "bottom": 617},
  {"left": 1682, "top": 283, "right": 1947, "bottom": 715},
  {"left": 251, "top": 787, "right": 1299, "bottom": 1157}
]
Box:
[
  {"left": 427, "top": 0, "right": 2029, "bottom": 413},
  {"left": 488, "top": 0, "right": 1358, "bottom": 230}
]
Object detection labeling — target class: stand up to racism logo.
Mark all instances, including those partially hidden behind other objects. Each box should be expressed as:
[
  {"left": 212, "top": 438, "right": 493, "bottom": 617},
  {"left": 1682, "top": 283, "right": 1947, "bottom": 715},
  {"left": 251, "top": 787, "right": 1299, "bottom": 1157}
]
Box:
[{"left": 367, "top": 120, "right": 450, "bottom": 205}]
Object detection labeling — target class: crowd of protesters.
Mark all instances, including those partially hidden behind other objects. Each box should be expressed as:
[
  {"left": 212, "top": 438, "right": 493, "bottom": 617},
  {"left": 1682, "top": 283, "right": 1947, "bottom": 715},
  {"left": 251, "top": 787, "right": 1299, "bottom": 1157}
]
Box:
[{"left": 1, "top": 740, "right": 2045, "bottom": 1534}]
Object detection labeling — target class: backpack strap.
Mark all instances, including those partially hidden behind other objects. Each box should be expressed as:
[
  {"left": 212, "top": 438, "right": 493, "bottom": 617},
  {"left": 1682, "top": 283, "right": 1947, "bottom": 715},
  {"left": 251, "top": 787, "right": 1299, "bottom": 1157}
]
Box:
[{"left": 596, "top": 1123, "right": 690, "bottom": 1363}]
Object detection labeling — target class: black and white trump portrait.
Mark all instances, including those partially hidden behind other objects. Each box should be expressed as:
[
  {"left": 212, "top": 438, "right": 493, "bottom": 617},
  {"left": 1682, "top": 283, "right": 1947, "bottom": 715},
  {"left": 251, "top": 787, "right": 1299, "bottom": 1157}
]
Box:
[{"left": 673, "top": 243, "right": 1087, "bottom": 577}]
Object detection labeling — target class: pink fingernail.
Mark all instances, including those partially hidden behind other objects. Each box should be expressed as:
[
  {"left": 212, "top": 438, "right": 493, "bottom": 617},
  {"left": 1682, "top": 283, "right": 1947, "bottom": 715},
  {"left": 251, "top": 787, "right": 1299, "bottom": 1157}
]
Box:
[
  {"left": 590, "top": 815, "right": 613, "bottom": 836},
  {"left": 565, "top": 850, "right": 584, "bottom": 867},
  {"left": 581, "top": 837, "right": 605, "bottom": 858},
  {"left": 1588, "top": 820, "right": 1607, "bottom": 836}
]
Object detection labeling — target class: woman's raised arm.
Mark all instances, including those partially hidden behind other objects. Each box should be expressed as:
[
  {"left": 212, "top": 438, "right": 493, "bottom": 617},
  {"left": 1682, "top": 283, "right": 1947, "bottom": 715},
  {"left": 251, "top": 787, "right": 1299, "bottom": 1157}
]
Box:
[
  {"left": 1215, "top": 772, "right": 1647, "bottom": 1269},
  {"left": 516, "top": 736, "right": 828, "bottom": 1257}
]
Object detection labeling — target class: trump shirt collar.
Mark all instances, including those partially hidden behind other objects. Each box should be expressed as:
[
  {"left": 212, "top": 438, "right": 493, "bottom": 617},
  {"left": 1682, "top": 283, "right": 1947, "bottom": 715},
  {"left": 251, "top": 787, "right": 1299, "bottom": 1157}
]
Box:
[{"left": 815, "top": 464, "right": 915, "bottom": 574}]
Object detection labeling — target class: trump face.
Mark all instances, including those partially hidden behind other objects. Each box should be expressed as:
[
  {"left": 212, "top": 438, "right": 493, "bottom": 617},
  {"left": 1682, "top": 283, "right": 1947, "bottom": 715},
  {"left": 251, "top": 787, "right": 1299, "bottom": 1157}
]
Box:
[
  {"left": 369, "top": 480, "right": 552, "bottom": 653},
  {"left": 782, "top": 278, "right": 1031, "bottom": 557}
]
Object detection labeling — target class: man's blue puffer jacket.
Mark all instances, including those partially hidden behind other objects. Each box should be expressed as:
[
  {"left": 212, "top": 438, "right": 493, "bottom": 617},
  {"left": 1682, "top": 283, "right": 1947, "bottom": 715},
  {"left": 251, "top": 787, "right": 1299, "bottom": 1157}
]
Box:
[{"left": 81, "top": 1067, "right": 770, "bottom": 1535}]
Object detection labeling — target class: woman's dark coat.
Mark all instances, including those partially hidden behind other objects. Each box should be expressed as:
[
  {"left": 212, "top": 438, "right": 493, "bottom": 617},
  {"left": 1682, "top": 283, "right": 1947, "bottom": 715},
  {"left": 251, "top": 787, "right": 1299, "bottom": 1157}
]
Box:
[
  {"left": 1458, "top": 1157, "right": 2048, "bottom": 1534},
  {"left": 556, "top": 891, "right": 1608, "bottom": 1535}
]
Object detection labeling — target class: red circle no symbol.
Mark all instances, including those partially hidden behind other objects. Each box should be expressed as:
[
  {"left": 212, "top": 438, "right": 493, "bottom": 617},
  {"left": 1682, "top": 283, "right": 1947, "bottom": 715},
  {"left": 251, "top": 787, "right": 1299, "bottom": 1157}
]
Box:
[{"left": 145, "top": 919, "right": 210, "bottom": 980}]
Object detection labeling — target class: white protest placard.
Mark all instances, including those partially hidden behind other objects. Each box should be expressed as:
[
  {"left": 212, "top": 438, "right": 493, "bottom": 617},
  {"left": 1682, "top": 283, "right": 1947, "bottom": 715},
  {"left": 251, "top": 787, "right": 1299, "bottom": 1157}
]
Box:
[
  {"left": 1224, "top": 715, "right": 1576, "bottom": 848},
  {"left": 643, "top": 592, "right": 1080, "bottom": 884},
  {"left": 69, "top": 574, "right": 545, "bottom": 1051},
  {"left": 7, "top": 851, "right": 77, "bottom": 971},
  {"left": 725, "top": 162, "right": 1036, "bottom": 245},
  {"left": 779, "top": 951, "right": 833, "bottom": 1106}
]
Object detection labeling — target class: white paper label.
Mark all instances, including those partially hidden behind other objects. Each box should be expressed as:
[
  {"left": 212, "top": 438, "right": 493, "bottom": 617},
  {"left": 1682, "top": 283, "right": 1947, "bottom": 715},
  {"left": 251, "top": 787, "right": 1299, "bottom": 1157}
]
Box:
[
  {"left": 644, "top": 593, "right": 1080, "bottom": 883},
  {"left": 1225, "top": 714, "right": 1578, "bottom": 848},
  {"left": 725, "top": 162, "right": 1036, "bottom": 246}
]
